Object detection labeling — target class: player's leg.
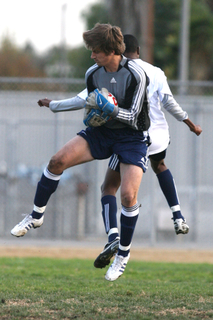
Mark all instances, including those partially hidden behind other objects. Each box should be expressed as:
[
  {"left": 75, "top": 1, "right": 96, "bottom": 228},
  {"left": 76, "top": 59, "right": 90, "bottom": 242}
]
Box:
[
  {"left": 105, "top": 163, "right": 143, "bottom": 281},
  {"left": 94, "top": 164, "right": 121, "bottom": 268},
  {"left": 150, "top": 151, "right": 189, "bottom": 235},
  {"left": 101, "top": 158, "right": 121, "bottom": 242},
  {"left": 11, "top": 136, "right": 94, "bottom": 237},
  {"left": 118, "top": 163, "right": 143, "bottom": 255}
]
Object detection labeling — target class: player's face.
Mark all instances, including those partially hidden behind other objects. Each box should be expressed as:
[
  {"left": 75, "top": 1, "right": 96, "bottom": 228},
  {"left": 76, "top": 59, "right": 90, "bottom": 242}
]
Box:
[{"left": 91, "top": 50, "right": 114, "bottom": 68}]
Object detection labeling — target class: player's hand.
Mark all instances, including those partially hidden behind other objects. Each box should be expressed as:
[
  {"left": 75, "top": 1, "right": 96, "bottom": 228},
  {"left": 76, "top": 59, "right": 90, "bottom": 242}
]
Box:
[
  {"left": 191, "top": 125, "right": 202, "bottom": 136},
  {"left": 93, "top": 89, "right": 118, "bottom": 116},
  {"left": 85, "top": 92, "right": 98, "bottom": 109},
  {"left": 37, "top": 98, "right": 52, "bottom": 108},
  {"left": 183, "top": 119, "right": 202, "bottom": 136}
]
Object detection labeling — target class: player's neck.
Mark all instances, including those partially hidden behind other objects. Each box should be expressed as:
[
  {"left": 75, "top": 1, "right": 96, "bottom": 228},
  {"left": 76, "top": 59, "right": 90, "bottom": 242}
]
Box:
[
  {"left": 124, "top": 52, "right": 139, "bottom": 59},
  {"left": 105, "top": 55, "right": 122, "bottom": 72}
]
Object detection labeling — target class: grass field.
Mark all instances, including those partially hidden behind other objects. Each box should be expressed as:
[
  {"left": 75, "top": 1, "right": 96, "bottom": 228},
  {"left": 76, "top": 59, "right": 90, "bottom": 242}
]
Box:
[{"left": 0, "top": 257, "right": 213, "bottom": 320}]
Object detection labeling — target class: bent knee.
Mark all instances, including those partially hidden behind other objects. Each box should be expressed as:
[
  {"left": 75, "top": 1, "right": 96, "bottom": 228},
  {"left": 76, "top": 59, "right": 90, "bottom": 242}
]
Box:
[
  {"left": 48, "top": 156, "right": 65, "bottom": 174},
  {"left": 151, "top": 159, "right": 167, "bottom": 175}
]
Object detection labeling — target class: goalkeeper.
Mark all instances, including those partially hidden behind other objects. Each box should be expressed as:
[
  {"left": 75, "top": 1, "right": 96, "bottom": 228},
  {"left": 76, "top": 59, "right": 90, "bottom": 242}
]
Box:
[
  {"left": 36, "top": 34, "right": 202, "bottom": 275},
  {"left": 11, "top": 23, "right": 150, "bottom": 282}
]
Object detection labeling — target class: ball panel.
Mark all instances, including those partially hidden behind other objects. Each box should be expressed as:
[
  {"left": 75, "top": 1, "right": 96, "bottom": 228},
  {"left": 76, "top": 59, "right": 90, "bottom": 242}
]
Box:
[{"left": 108, "top": 92, "right": 118, "bottom": 106}]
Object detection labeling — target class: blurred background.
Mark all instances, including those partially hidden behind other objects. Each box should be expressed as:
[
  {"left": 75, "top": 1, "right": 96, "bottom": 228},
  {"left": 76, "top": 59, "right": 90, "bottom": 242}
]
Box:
[{"left": 0, "top": 0, "right": 212, "bottom": 248}]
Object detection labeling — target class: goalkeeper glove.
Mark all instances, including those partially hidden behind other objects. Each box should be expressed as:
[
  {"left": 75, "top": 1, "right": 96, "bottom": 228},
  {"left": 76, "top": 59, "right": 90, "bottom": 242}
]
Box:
[
  {"left": 93, "top": 89, "right": 118, "bottom": 117},
  {"left": 83, "top": 108, "right": 111, "bottom": 127}
]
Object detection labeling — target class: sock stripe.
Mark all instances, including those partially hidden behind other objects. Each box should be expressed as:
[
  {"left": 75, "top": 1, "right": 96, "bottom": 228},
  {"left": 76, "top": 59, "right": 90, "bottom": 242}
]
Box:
[
  {"left": 171, "top": 205, "right": 181, "bottom": 212},
  {"left": 121, "top": 203, "right": 139, "bottom": 217},
  {"left": 108, "top": 228, "right": 119, "bottom": 237},
  {"left": 44, "top": 167, "right": 62, "bottom": 181},
  {"left": 119, "top": 243, "right": 131, "bottom": 251},
  {"left": 33, "top": 205, "right": 46, "bottom": 213},
  {"left": 104, "top": 203, "right": 110, "bottom": 233}
]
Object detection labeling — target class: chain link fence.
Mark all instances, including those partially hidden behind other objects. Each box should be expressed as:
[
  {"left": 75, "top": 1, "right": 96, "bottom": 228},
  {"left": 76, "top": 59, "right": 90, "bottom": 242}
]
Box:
[{"left": 0, "top": 77, "right": 212, "bottom": 248}]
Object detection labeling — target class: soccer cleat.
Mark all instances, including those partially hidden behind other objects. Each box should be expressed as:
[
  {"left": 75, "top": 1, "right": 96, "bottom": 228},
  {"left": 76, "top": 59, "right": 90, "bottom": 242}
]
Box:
[
  {"left": 11, "top": 214, "right": 44, "bottom": 237},
  {"left": 94, "top": 237, "right": 119, "bottom": 269},
  {"left": 173, "top": 218, "right": 189, "bottom": 235},
  {"left": 105, "top": 253, "right": 130, "bottom": 281}
]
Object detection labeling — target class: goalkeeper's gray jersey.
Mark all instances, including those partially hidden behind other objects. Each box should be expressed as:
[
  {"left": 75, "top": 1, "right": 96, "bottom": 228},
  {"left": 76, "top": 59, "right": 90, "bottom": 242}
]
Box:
[{"left": 85, "top": 55, "right": 150, "bottom": 131}]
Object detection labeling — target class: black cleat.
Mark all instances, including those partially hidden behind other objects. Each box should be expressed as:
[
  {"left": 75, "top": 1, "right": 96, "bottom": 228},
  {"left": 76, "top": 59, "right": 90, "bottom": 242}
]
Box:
[{"left": 94, "top": 237, "right": 119, "bottom": 268}]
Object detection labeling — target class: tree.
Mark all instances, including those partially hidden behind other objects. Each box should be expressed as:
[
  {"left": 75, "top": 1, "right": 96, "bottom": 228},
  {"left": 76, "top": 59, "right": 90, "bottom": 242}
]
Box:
[
  {"left": 154, "top": 0, "right": 213, "bottom": 80},
  {"left": 154, "top": 0, "right": 181, "bottom": 79},
  {"left": 190, "top": 0, "right": 213, "bottom": 80},
  {"left": 0, "top": 36, "right": 45, "bottom": 77},
  {"left": 105, "top": 0, "right": 154, "bottom": 63}
]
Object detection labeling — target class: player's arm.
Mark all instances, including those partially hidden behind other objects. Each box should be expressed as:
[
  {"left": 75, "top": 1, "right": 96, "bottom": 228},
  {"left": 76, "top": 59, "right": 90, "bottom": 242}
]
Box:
[
  {"left": 114, "top": 66, "right": 147, "bottom": 129},
  {"left": 49, "top": 96, "right": 85, "bottom": 113},
  {"left": 183, "top": 118, "right": 202, "bottom": 136},
  {"left": 161, "top": 94, "right": 188, "bottom": 121},
  {"left": 161, "top": 94, "right": 202, "bottom": 136},
  {"left": 37, "top": 89, "right": 87, "bottom": 113},
  {"left": 157, "top": 68, "right": 188, "bottom": 122}
]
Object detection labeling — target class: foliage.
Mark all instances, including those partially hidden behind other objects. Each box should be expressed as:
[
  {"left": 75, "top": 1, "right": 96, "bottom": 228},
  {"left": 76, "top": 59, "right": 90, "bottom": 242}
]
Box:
[
  {"left": 154, "top": 0, "right": 181, "bottom": 79},
  {"left": 0, "top": 36, "right": 46, "bottom": 77},
  {"left": 190, "top": 0, "right": 213, "bottom": 80},
  {"left": 81, "top": 2, "right": 109, "bottom": 30},
  {"left": 67, "top": 46, "right": 93, "bottom": 78},
  {"left": 0, "top": 257, "right": 213, "bottom": 320},
  {"left": 154, "top": 0, "right": 213, "bottom": 80}
]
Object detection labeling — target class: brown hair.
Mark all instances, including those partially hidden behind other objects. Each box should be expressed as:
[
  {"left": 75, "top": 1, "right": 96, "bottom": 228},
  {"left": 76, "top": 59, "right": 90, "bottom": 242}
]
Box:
[{"left": 83, "top": 23, "right": 125, "bottom": 55}]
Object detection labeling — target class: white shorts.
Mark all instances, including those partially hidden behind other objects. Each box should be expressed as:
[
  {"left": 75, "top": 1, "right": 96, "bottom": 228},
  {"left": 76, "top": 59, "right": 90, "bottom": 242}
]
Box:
[{"left": 148, "top": 126, "right": 170, "bottom": 156}]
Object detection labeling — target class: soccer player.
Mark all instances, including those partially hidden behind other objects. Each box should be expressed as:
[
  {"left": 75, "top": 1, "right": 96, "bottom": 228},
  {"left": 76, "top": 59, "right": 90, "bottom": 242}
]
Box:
[
  {"left": 33, "top": 34, "right": 202, "bottom": 280},
  {"left": 11, "top": 24, "right": 150, "bottom": 282},
  {"left": 94, "top": 34, "right": 202, "bottom": 271}
]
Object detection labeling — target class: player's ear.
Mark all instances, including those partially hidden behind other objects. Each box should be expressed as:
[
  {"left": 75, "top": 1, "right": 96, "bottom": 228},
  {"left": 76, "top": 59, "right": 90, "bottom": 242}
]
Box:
[{"left": 137, "top": 46, "right": 140, "bottom": 56}]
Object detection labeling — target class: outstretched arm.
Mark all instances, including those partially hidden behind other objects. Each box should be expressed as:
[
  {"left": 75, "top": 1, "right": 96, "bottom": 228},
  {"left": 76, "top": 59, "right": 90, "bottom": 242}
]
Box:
[
  {"left": 37, "top": 89, "right": 88, "bottom": 113},
  {"left": 37, "top": 96, "right": 86, "bottom": 113},
  {"left": 183, "top": 118, "right": 202, "bottom": 136}
]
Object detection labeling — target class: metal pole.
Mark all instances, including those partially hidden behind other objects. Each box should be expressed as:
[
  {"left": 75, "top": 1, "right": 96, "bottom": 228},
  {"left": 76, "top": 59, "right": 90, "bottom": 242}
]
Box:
[
  {"left": 60, "top": 3, "right": 67, "bottom": 77},
  {"left": 178, "top": 0, "right": 191, "bottom": 94}
]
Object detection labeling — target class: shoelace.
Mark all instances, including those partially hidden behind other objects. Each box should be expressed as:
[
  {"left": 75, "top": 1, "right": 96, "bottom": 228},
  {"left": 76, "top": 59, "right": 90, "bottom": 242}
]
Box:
[
  {"left": 111, "top": 255, "right": 126, "bottom": 271},
  {"left": 18, "top": 214, "right": 31, "bottom": 226}
]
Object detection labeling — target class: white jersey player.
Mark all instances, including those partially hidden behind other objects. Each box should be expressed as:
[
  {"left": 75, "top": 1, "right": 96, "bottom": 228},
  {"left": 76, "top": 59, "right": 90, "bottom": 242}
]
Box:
[{"left": 139, "top": 59, "right": 186, "bottom": 155}]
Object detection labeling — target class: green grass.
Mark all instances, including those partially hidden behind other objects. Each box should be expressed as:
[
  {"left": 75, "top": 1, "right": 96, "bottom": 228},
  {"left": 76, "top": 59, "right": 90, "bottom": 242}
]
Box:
[{"left": 0, "top": 257, "right": 213, "bottom": 320}]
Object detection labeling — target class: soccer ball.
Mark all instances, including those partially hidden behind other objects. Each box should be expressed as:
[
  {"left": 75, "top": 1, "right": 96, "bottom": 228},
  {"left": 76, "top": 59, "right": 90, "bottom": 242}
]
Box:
[{"left": 107, "top": 92, "right": 118, "bottom": 107}]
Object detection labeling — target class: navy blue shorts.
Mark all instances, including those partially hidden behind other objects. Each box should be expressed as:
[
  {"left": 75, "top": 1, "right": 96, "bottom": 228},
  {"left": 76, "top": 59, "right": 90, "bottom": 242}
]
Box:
[
  {"left": 109, "top": 149, "right": 167, "bottom": 173},
  {"left": 77, "top": 126, "right": 149, "bottom": 172}
]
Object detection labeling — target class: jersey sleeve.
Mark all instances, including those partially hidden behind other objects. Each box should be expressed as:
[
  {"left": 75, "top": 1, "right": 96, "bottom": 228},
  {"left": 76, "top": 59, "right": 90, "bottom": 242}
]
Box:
[
  {"left": 115, "top": 61, "right": 149, "bottom": 130},
  {"left": 156, "top": 68, "right": 172, "bottom": 101},
  {"left": 161, "top": 94, "right": 188, "bottom": 121},
  {"left": 49, "top": 95, "right": 85, "bottom": 113}
]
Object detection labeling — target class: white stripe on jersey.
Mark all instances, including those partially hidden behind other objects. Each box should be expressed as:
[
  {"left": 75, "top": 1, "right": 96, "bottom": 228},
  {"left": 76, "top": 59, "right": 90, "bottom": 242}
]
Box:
[{"left": 117, "top": 60, "right": 147, "bottom": 124}]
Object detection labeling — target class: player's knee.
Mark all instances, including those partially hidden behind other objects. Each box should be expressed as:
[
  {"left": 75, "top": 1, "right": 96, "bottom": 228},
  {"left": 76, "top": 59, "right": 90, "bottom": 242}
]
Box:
[
  {"left": 151, "top": 159, "right": 167, "bottom": 174},
  {"left": 121, "top": 191, "right": 137, "bottom": 207},
  {"left": 48, "top": 156, "right": 65, "bottom": 173}
]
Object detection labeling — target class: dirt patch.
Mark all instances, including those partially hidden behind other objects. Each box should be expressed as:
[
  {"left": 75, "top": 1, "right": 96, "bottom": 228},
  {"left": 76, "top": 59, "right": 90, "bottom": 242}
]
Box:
[{"left": 0, "top": 246, "right": 213, "bottom": 263}]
